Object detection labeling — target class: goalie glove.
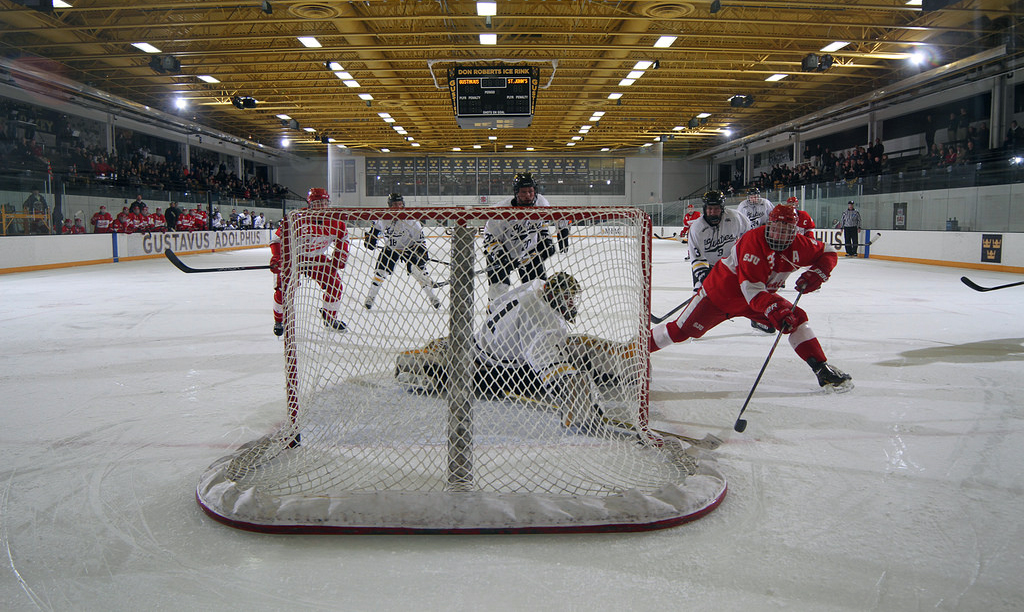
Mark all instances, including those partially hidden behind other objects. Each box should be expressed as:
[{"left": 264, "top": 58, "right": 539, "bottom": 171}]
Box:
[
  {"left": 796, "top": 267, "right": 829, "bottom": 294},
  {"left": 762, "top": 296, "right": 798, "bottom": 333}
]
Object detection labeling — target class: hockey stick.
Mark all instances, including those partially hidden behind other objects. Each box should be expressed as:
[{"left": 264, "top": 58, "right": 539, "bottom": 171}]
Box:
[
  {"left": 601, "top": 416, "right": 723, "bottom": 450},
  {"left": 734, "top": 292, "right": 803, "bottom": 433},
  {"left": 960, "top": 276, "right": 1024, "bottom": 292},
  {"left": 651, "top": 295, "right": 695, "bottom": 324},
  {"left": 164, "top": 248, "right": 270, "bottom": 273}
]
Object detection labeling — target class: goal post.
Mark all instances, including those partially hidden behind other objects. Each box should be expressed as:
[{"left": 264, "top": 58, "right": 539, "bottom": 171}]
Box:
[{"left": 196, "top": 206, "right": 725, "bottom": 533}]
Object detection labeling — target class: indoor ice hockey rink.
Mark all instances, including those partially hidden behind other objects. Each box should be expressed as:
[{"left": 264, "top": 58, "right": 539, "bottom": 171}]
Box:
[{"left": 2, "top": 237, "right": 1022, "bottom": 611}]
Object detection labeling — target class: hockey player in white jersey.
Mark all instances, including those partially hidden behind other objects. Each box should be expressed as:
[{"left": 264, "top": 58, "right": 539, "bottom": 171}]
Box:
[
  {"left": 363, "top": 192, "right": 440, "bottom": 310},
  {"left": 737, "top": 187, "right": 775, "bottom": 229},
  {"left": 483, "top": 172, "right": 570, "bottom": 305},
  {"left": 688, "top": 190, "right": 751, "bottom": 292},
  {"left": 475, "top": 272, "right": 599, "bottom": 430}
]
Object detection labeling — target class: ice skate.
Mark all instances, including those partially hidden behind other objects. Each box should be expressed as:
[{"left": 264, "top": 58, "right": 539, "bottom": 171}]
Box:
[
  {"left": 430, "top": 296, "right": 441, "bottom": 309},
  {"left": 321, "top": 309, "right": 347, "bottom": 332},
  {"left": 364, "top": 297, "right": 374, "bottom": 310},
  {"left": 809, "top": 358, "right": 853, "bottom": 393}
]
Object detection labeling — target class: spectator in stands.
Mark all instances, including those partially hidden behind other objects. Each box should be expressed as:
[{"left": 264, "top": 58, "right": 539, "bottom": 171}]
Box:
[
  {"left": 924, "top": 113, "right": 936, "bottom": 153},
  {"left": 947, "top": 111, "right": 960, "bottom": 146},
  {"left": 132, "top": 194, "right": 146, "bottom": 211},
  {"left": 956, "top": 106, "right": 970, "bottom": 145},
  {"left": 1004, "top": 120, "right": 1023, "bottom": 152},
  {"left": 91, "top": 206, "right": 113, "bottom": 233},
  {"left": 976, "top": 122, "right": 990, "bottom": 151}
]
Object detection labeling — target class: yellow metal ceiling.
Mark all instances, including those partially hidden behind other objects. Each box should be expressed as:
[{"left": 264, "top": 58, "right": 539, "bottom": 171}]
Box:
[{"left": 1, "top": 0, "right": 1020, "bottom": 157}]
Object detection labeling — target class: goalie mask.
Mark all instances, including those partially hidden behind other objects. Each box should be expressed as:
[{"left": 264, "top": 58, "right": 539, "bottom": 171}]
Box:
[
  {"left": 765, "top": 204, "right": 799, "bottom": 251},
  {"left": 512, "top": 172, "right": 537, "bottom": 206},
  {"left": 306, "top": 187, "right": 330, "bottom": 209},
  {"left": 701, "top": 190, "right": 726, "bottom": 226},
  {"left": 387, "top": 192, "right": 405, "bottom": 208},
  {"left": 545, "top": 272, "right": 581, "bottom": 322}
]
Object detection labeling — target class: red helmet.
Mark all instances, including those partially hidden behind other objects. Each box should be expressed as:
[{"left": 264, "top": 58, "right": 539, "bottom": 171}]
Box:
[
  {"left": 307, "top": 188, "right": 329, "bottom": 209},
  {"left": 786, "top": 196, "right": 799, "bottom": 205},
  {"left": 766, "top": 204, "right": 799, "bottom": 251}
]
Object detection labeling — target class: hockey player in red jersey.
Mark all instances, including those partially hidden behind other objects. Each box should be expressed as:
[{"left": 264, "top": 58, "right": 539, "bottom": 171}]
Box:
[
  {"left": 149, "top": 207, "right": 167, "bottom": 232},
  {"left": 270, "top": 188, "right": 349, "bottom": 336},
  {"left": 650, "top": 204, "right": 852, "bottom": 391},
  {"left": 90, "top": 206, "right": 113, "bottom": 234},
  {"left": 681, "top": 203, "right": 701, "bottom": 239},
  {"left": 787, "top": 196, "right": 816, "bottom": 236}
]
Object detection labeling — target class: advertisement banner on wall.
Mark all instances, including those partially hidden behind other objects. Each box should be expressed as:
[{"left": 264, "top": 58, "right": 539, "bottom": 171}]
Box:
[
  {"left": 981, "top": 234, "right": 1002, "bottom": 263},
  {"left": 893, "top": 202, "right": 907, "bottom": 230},
  {"left": 128, "top": 230, "right": 272, "bottom": 258}
]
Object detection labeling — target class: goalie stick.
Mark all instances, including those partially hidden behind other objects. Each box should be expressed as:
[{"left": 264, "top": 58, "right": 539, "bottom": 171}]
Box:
[
  {"left": 651, "top": 295, "right": 695, "bottom": 324},
  {"left": 960, "top": 276, "right": 1024, "bottom": 292},
  {"left": 601, "top": 416, "right": 723, "bottom": 450},
  {"left": 734, "top": 292, "right": 803, "bottom": 433},
  {"left": 164, "top": 248, "right": 270, "bottom": 273}
]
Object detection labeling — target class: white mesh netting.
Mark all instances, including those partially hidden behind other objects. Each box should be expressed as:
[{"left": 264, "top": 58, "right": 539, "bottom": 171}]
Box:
[{"left": 197, "top": 206, "right": 725, "bottom": 533}]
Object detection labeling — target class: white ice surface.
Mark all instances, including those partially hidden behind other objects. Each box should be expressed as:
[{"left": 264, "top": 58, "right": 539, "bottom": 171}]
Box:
[{"left": 1, "top": 240, "right": 1022, "bottom": 611}]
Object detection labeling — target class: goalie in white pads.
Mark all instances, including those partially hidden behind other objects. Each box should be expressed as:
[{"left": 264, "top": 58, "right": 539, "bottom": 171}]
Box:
[
  {"left": 363, "top": 192, "right": 440, "bottom": 310},
  {"left": 396, "top": 273, "right": 627, "bottom": 432}
]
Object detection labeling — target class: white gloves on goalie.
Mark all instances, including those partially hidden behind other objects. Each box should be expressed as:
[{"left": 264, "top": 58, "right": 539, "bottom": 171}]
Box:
[{"left": 548, "top": 368, "right": 602, "bottom": 432}]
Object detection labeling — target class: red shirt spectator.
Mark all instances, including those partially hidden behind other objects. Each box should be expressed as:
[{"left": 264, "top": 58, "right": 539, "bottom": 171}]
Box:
[
  {"left": 60, "top": 219, "right": 75, "bottom": 235},
  {"left": 71, "top": 219, "right": 86, "bottom": 234},
  {"left": 111, "top": 212, "right": 128, "bottom": 233}
]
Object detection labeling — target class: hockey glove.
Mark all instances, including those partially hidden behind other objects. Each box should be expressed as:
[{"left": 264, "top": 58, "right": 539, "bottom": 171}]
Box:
[
  {"left": 796, "top": 267, "right": 828, "bottom": 294},
  {"left": 763, "top": 297, "right": 798, "bottom": 333},
  {"left": 269, "top": 255, "right": 281, "bottom": 275},
  {"left": 692, "top": 264, "right": 710, "bottom": 285}
]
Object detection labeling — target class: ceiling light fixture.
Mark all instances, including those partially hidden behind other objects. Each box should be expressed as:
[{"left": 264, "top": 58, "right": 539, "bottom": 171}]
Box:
[
  {"left": 297, "top": 36, "right": 321, "bottom": 48},
  {"left": 479, "top": 33, "right": 497, "bottom": 45},
  {"left": 131, "top": 42, "right": 161, "bottom": 53},
  {"left": 653, "top": 35, "right": 677, "bottom": 48},
  {"left": 476, "top": 2, "right": 497, "bottom": 16},
  {"left": 820, "top": 41, "right": 849, "bottom": 53},
  {"left": 197, "top": 75, "right": 219, "bottom": 83},
  {"left": 765, "top": 74, "right": 788, "bottom": 82}
]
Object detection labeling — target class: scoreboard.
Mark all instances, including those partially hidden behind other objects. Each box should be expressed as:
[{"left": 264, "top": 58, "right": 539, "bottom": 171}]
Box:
[{"left": 450, "top": 66, "right": 538, "bottom": 129}]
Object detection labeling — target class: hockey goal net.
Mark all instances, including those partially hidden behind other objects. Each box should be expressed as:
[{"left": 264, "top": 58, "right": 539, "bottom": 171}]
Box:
[{"left": 197, "top": 206, "right": 725, "bottom": 533}]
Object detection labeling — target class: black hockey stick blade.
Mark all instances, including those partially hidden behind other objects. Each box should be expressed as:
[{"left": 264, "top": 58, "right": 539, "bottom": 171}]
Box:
[
  {"left": 164, "top": 248, "right": 270, "bottom": 273},
  {"left": 651, "top": 295, "right": 695, "bottom": 324},
  {"left": 960, "top": 276, "right": 1024, "bottom": 292}
]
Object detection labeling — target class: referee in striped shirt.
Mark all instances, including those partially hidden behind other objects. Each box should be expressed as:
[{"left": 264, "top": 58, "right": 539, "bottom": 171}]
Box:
[{"left": 841, "top": 201, "right": 862, "bottom": 257}]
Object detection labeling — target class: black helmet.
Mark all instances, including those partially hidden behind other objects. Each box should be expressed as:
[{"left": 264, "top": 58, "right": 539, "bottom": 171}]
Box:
[
  {"left": 701, "top": 191, "right": 726, "bottom": 226},
  {"left": 513, "top": 172, "right": 537, "bottom": 193},
  {"left": 747, "top": 187, "right": 760, "bottom": 196},
  {"left": 387, "top": 192, "right": 404, "bottom": 207}
]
